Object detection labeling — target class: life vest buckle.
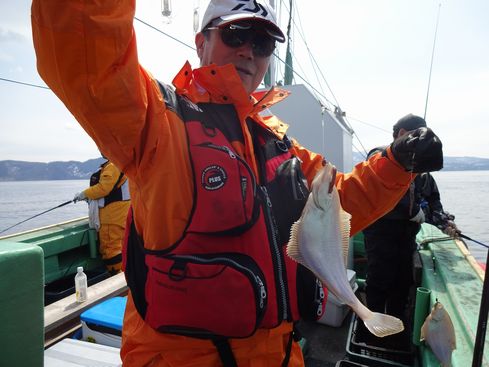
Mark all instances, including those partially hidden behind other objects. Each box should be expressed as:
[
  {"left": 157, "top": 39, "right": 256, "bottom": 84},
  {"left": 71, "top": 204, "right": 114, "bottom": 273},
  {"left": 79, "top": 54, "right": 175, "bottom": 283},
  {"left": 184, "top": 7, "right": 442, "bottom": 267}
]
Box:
[{"left": 169, "top": 260, "right": 187, "bottom": 281}]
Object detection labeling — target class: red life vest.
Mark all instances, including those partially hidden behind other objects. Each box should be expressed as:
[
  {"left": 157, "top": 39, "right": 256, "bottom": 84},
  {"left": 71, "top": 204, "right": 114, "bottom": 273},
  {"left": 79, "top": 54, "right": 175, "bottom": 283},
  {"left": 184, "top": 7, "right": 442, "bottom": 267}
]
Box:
[{"left": 123, "top": 84, "right": 326, "bottom": 339}]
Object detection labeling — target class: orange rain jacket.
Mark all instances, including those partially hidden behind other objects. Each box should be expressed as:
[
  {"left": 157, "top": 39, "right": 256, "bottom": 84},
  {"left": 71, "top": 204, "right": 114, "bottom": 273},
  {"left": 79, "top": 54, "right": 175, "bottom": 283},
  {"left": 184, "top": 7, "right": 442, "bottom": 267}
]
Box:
[{"left": 32, "top": 1, "right": 413, "bottom": 366}]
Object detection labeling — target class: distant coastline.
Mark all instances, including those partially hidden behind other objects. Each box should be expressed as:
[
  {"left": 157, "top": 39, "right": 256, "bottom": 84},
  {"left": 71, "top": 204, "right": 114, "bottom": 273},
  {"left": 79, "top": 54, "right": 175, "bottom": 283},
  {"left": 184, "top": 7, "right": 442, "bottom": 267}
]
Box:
[
  {"left": 1, "top": 155, "right": 489, "bottom": 181},
  {"left": 0, "top": 158, "right": 105, "bottom": 181},
  {"left": 352, "top": 152, "right": 489, "bottom": 172}
]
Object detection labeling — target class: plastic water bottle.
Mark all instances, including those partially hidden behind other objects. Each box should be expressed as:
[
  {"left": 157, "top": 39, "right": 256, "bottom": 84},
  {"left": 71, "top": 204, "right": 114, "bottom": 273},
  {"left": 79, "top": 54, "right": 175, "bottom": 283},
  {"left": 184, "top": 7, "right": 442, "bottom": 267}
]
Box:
[{"left": 75, "top": 266, "right": 88, "bottom": 303}]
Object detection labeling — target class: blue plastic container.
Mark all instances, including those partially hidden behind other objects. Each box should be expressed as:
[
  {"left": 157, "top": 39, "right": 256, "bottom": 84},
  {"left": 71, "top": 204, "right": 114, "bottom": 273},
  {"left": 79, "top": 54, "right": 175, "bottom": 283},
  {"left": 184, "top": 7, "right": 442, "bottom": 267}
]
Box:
[{"left": 80, "top": 296, "right": 127, "bottom": 347}]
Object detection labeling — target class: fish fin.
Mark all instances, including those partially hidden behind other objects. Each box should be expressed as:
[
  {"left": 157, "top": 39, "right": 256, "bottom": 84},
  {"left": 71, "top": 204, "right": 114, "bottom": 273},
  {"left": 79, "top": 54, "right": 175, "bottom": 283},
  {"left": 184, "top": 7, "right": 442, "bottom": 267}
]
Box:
[
  {"left": 363, "top": 312, "right": 404, "bottom": 338},
  {"left": 340, "top": 208, "right": 352, "bottom": 266},
  {"left": 287, "top": 221, "right": 305, "bottom": 264},
  {"left": 420, "top": 320, "right": 427, "bottom": 342}
]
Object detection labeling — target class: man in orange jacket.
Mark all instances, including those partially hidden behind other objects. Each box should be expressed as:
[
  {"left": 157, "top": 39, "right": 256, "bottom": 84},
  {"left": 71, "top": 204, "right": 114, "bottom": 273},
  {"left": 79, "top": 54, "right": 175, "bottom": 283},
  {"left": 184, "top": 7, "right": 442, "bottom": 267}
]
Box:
[
  {"left": 32, "top": 0, "right": 443, "bottom": 365},
  {"left": 74, "top": 159, "right": 131, "bottom": 273}
]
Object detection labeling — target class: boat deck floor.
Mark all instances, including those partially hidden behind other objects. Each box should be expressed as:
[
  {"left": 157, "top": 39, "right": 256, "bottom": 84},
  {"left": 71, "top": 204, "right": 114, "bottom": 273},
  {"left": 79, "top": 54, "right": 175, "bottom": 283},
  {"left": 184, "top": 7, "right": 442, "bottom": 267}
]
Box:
[{"left": 299, "top": 314, "right": 353, "bottom": 366}]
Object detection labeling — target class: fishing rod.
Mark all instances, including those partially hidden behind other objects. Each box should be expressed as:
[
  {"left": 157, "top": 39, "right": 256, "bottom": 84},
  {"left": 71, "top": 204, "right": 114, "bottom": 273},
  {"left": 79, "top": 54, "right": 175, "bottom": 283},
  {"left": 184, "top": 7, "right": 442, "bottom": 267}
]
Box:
[
  {"left": 423, "top": 3, "right": 442, "bottom": 120},
  {"left": 473, "top": 248, "right": 489, "bottom": 367},
  {"left": 418, "top": 232, "right": 489, "bottom": 249},
  {"left": 458, "top": 233, "right": 489, "bottom": 250},
  {"left": 0, "top": 200, "right": 74, "bottom": 235}
]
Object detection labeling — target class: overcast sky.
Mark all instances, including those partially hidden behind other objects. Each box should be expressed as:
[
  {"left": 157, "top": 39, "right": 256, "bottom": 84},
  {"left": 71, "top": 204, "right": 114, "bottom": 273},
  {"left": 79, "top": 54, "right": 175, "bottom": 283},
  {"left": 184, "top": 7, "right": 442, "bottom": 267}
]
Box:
[{"left": 1, "top": 0, "right": 488, "bottom": 162}]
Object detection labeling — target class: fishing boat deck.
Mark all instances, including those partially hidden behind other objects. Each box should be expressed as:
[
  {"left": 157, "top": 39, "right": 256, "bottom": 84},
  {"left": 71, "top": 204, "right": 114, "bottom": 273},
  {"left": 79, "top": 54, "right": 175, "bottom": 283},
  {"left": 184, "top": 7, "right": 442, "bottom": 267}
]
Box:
[
  {"left": 299, "top": 316, "right": 353, "bottom": 366},
  {"left": 2, "top": 221, "right": 489, "bottom": 366}
]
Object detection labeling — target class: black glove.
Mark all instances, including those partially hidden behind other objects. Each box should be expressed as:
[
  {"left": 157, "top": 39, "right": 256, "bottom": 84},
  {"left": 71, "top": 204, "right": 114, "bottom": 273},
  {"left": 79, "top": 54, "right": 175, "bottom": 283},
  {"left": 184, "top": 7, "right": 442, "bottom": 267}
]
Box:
[{"left": 390, "top": 127, "right": 443, "bottom": 172}]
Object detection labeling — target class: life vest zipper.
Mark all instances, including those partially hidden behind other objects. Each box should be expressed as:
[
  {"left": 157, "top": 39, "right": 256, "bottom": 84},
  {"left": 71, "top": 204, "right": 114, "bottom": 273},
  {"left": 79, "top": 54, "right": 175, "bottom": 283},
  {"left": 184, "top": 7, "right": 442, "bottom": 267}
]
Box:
[
  {"left": 261, "top": 185, "right": 289, "bottom": 321},
  {"left": 169, "top": 254, "right": 267, "bottom": 314},
  {"left": 197, "top": 142, "right": 257, "bottom": 200}
]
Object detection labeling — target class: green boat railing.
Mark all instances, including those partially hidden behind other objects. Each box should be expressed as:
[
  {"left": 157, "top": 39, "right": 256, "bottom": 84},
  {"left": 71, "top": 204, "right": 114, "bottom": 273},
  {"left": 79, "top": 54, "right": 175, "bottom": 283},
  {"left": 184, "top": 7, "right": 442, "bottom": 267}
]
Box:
[
  {"left": 352, "top": 223, "right": 489, "bottom": 366},
  {"left": 416, "top": 224, "right": 489, "bottom": 367},
  {"left": 1, "top": 219, "right": 487, "bottom": 366},
  {"left": 0, "top": 217, "right": 105, "bottom": 284}
]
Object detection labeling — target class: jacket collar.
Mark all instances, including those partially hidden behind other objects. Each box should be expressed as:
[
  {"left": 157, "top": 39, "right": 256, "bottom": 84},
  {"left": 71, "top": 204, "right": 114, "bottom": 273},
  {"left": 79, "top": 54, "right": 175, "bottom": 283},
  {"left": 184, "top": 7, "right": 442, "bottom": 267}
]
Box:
[{"left": 172, "top": 62, "right": 290, "bottom": 127}]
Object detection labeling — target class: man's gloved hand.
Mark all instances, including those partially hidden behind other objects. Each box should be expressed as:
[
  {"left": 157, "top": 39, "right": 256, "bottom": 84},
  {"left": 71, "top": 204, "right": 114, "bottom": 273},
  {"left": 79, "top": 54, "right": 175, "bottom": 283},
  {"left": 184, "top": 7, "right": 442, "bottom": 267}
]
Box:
[
  {"left": 441, "top": 220, "right": 459, "bottom": 238},
  {"left": 410, "top": 208, "right": 425, "bottom": 224},
  {"left": 73, "top": 191, "right": 87, "bottom": 203},
  {"left": 391, "top": 127, "right": 443, "bottom": 172}
]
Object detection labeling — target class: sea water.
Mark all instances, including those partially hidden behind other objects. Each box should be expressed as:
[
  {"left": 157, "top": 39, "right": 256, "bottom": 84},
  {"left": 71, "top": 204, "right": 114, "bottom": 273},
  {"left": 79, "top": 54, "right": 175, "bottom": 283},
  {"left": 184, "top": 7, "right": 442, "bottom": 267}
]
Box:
[
  {"left": 0, "top": 179, "right": 88, "bottom": 236},
  {"left": 0, "top": 172, "right": 488, "bottom": 262},
  {"left": 431, "top": 170, "right": 489, "bottom": 264}
]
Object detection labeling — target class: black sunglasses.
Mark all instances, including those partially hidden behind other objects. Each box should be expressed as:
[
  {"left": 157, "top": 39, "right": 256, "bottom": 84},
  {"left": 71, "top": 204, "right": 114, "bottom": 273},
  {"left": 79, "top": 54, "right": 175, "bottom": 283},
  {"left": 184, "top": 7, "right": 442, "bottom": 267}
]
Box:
[{"left": 206, "top": 22, "right": 276, "bottom": 58}]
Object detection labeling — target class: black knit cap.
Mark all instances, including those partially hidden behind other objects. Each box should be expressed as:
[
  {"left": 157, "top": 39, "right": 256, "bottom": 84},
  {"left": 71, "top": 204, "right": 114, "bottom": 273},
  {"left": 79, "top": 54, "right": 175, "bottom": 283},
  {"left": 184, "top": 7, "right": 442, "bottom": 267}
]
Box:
[{"left": 393, "top": 114, "right": 427, "bottom": 138}]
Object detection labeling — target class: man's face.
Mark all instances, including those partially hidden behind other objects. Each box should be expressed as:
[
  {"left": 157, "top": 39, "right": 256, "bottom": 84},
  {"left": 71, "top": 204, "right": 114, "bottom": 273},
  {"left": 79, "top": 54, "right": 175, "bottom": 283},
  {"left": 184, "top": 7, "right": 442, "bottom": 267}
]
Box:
[{"left": 195, "top": 23, "right": 273, "bottom": 95}]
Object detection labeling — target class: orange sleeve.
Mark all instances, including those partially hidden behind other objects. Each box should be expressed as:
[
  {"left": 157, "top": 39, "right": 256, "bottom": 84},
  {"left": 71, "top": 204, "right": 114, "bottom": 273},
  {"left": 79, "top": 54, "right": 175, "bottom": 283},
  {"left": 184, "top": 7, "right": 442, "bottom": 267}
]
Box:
[
  {"left": 31, "top": 0, "right": 155, "bottom": 178},
  {"left": 292, "top": 142, "right": 412, "bottom": 236},
  {"left": 335, "top": 147, "right": 412, "bottom": 235},
  {"left": 31, "top": 0, "right": 194, "bottom": 249},
  {"left": 288, "top": 138, "right": 325, "bottom": 186}
]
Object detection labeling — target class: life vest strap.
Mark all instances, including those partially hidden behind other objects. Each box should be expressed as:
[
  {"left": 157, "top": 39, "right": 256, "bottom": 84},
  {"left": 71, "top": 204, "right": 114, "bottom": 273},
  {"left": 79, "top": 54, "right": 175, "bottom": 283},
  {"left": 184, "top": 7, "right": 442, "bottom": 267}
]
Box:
[
  {"left": 212, "top": 338, "right": 237, "bottom": 367},
  {"left": 211, "top": 327, "right": 298, "bottom": 367}
]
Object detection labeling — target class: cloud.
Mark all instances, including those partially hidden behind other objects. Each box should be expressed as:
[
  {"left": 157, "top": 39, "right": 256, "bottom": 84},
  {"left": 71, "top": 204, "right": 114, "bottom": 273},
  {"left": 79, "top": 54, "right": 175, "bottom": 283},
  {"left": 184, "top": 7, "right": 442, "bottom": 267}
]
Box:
[{"left": 0, "top": 27, "right": 27, "bottom": 43}]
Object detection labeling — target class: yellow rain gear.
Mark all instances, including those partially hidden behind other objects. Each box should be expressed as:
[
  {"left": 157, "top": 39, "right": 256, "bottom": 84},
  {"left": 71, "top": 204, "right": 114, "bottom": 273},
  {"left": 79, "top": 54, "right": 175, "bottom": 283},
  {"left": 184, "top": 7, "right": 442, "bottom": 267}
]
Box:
[{"left": 83, "top": 161, "right": 130, "bottom": 273}]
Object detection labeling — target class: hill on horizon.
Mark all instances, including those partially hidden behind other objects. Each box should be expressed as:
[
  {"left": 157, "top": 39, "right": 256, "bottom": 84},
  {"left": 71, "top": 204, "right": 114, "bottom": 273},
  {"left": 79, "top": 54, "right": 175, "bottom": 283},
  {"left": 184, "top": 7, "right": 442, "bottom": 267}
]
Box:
[
  {"left": 0, "top": 154, "right": 488, "bottom": 182},
  {"left": 0, "top": 157, "right": 105, "bottom": 181}
]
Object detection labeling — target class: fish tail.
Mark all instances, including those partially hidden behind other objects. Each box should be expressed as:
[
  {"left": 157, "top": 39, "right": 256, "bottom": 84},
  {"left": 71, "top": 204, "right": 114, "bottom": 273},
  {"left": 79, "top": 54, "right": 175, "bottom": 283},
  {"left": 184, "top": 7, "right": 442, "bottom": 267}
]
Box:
[
  {"left": 363, "top": 312, "right": 405, "bottom": 338},
  {"left": 287, "top": 221, "right": 305, "bottom": 264}
]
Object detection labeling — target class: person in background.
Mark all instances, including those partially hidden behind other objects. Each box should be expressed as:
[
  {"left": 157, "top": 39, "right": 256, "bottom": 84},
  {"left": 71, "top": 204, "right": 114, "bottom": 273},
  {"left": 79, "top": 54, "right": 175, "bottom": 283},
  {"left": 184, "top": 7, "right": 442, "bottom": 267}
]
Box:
[
  {"left": 74, "top": 159, "right": 130, "bottom": 274},
  {"left": 32, "top": 0, "right": 443, "bottom": 365},
  {"left": 362, "top": 114, "right": 457, "bottom": 347}
]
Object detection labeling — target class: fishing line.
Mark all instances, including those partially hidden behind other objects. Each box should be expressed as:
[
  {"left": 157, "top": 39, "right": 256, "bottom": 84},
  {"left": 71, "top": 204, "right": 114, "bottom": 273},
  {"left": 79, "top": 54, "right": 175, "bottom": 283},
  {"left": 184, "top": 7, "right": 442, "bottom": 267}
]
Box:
[
  {"left": 0, "top": 77, "right": 50, "bottom": 90},
  {"left": 0, "top": 200, "right": 73, "bottom": 235},
  {"left": 134, "top": 17, "right": 196, "bottom": 51}
]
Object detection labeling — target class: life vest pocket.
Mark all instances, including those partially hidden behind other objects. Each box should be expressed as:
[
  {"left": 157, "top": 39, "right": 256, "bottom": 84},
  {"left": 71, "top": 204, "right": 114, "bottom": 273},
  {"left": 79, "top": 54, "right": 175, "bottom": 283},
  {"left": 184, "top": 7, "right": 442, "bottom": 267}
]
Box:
[
  {"left": 265, "top": 157, "right": 310, "bottom": 244},
  {"left": 187, "top": 142, "right": 259, "bottom": 235},
  {"left": 144, "top": 253, "right": 267, "bottom": 338}
]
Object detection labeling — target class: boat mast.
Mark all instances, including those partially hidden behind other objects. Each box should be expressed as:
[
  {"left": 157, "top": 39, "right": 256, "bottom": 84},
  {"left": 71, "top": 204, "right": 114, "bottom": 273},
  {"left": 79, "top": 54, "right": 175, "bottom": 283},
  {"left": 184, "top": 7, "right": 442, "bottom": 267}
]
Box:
[
  {"left": 264, "top": 0, "right": 277, "bottom": 87},
  {"left": 283, "top": 0, "right": 293, "bottom": 85}
]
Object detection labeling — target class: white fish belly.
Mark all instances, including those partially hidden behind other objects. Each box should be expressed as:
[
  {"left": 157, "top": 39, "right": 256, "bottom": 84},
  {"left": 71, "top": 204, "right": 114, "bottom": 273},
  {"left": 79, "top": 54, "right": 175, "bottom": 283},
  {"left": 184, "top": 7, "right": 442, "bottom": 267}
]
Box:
[{"left": 294, "top": 191, "right": 356, "bottom": 307}]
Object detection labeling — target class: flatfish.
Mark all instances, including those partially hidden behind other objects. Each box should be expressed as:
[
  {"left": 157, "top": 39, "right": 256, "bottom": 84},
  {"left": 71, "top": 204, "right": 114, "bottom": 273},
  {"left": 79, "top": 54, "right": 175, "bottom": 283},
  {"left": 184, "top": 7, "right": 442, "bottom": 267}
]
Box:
[
  {"left": 420, "top": 301, "right": 456, "bottom": 367},
  {"left": 287, "top": 162, "right": 404, "bottom": 337}
]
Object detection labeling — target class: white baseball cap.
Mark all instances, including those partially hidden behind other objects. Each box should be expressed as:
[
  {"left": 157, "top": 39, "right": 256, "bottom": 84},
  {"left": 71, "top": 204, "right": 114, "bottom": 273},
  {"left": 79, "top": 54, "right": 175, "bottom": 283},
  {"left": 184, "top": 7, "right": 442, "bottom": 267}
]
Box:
[{"left": 201, "top": 0, "right": 285, "bottom": 43}]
